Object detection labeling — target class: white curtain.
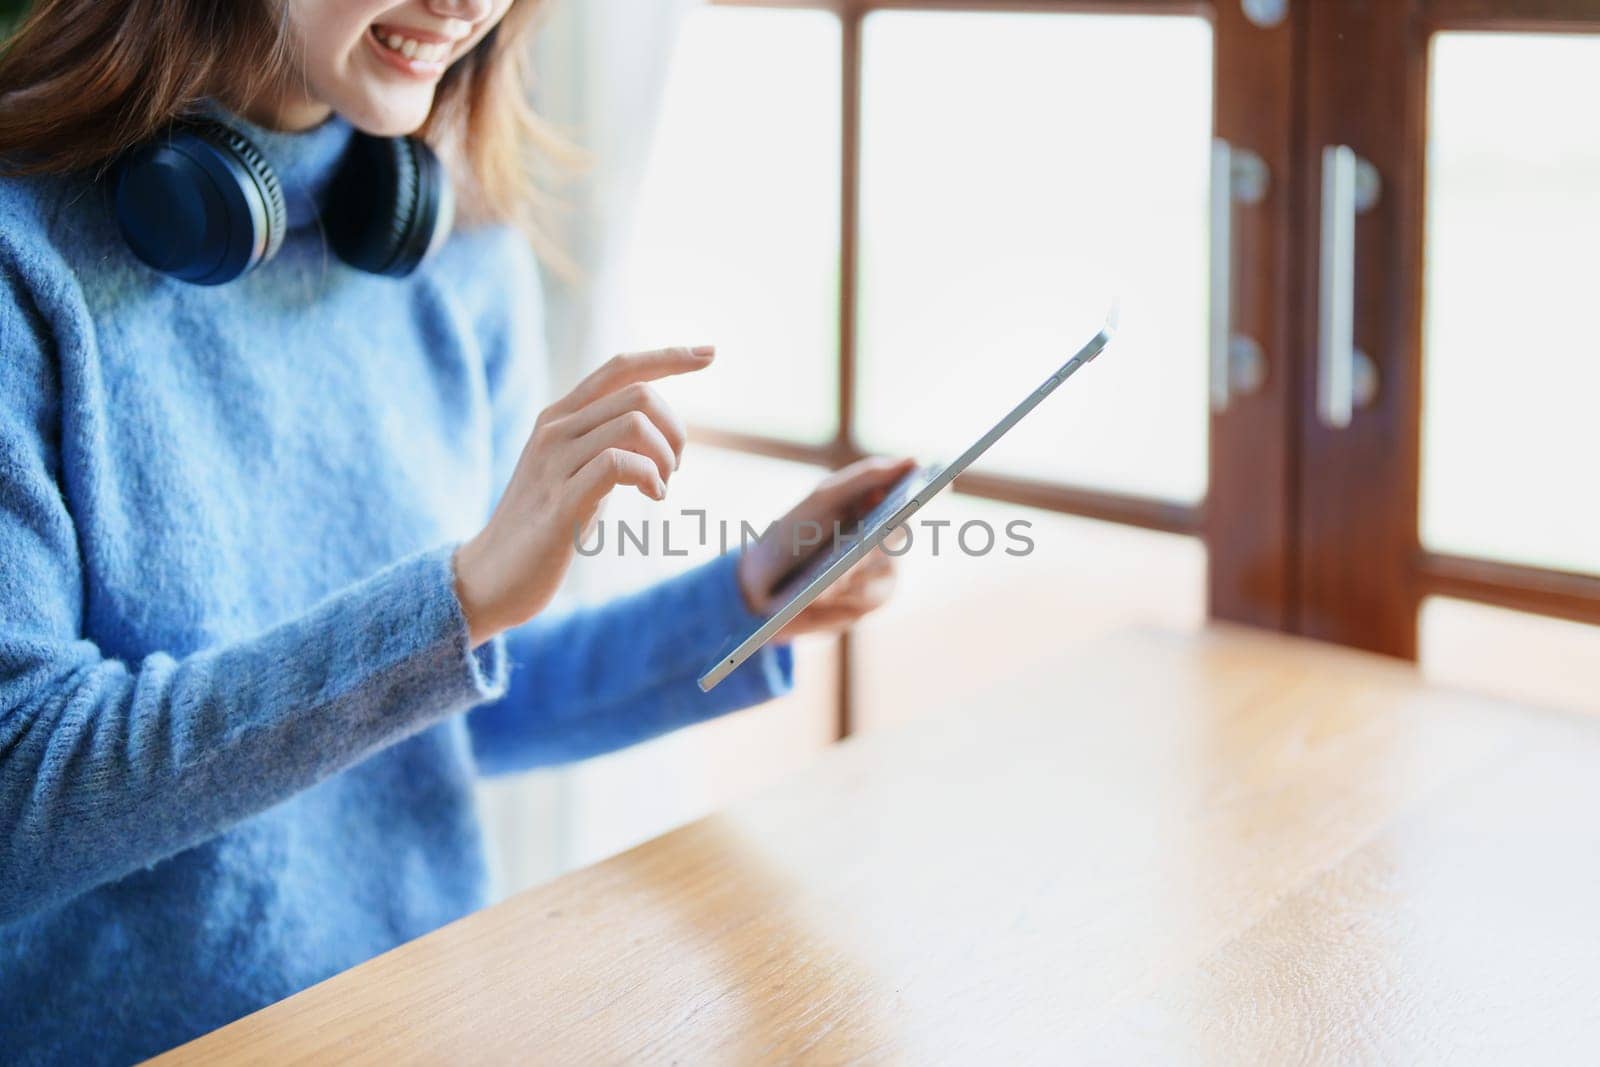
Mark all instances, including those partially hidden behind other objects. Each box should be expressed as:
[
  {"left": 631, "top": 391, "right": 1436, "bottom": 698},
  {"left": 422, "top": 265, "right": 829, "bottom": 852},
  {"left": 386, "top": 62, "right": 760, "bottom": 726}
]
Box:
[
  {"left": 475, "top": 0, "right": 701, "bottom": 899},
  {"left": 534, "top": 0, "right": 701, "bottom": 385}
]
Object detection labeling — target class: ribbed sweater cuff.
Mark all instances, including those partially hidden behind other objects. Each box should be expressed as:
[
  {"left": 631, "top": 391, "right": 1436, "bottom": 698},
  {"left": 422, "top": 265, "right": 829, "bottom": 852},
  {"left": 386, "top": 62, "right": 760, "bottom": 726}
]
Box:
[{"left": 323, "top": 544, "right": 511, "bottom": 729}]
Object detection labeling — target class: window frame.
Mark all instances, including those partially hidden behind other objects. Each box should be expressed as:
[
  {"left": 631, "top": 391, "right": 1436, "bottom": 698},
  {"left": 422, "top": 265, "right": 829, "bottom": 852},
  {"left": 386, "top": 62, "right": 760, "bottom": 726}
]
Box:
[
  {"left": 694, "top": 0, "right": 1294, "bottom": 733},
  {"left": 1295, "top": 0, "right": 1600, "bottom": 657},
  {"left": 684, "top": 0, "right": 1600, "bottom": 734}
]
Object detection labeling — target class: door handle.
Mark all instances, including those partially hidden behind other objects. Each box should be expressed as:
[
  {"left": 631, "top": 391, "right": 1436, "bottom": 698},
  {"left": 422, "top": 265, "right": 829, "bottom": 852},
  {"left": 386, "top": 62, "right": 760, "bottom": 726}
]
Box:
[
  {"left": 1317, "top": 144, "right": 1382, "bottom": 428},
  {"left": 1209, "top": 139, "right": 1270, "bottom": 413}
]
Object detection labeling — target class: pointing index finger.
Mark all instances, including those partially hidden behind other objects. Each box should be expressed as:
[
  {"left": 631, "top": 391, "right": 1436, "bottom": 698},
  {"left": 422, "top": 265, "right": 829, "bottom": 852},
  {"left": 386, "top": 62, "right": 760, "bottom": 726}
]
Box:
[{"left": 550, "top": 346, "right": 715, "bottom": 418}]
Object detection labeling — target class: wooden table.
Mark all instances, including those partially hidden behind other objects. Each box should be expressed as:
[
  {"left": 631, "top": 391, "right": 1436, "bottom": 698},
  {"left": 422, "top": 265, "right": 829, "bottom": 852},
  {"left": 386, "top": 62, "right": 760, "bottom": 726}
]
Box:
[{"left": 161, "top": 626, "right": 1600, "bottom": 1063}]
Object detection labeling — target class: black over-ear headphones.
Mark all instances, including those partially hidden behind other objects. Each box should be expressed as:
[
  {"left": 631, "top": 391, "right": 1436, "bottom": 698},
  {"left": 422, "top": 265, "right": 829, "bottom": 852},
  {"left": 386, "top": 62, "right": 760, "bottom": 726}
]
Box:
[{"left": 110, "top": 120, "right": 454, "bottom": 286}]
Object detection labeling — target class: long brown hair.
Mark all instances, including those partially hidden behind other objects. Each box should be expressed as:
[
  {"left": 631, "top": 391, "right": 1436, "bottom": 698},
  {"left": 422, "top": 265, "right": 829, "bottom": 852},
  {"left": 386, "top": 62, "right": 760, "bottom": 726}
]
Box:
[{"left": 0, "top": 0, "right": 573, "bottom": 251}]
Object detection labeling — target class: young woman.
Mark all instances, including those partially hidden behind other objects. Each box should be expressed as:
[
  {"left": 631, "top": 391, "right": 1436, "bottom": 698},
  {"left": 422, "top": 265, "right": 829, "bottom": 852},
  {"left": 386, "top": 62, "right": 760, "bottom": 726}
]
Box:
[{"left": 0, "top": 0, "right": 907, "bottom": 1059}]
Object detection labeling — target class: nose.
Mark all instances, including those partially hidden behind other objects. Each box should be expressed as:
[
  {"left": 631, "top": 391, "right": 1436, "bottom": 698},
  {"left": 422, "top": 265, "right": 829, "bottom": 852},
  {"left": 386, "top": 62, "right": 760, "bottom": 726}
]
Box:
[{"left": 424, "top": 0, "right": 493, "bottom": 23}]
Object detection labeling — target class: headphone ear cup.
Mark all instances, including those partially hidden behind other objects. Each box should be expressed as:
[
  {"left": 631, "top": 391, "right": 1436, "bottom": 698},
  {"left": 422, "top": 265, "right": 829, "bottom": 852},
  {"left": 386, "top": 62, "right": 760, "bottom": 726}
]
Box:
[
  {"left": 324, "top": 134, "right": 453, "bottom": 278},
  {"left": 111, "top": 121, "right": 287, "bottom": 285}
]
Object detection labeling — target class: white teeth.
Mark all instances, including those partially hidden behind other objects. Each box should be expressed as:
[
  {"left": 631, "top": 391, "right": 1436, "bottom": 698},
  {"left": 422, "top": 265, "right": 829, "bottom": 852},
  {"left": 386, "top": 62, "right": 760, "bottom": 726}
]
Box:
[{"left": 375, "top": 28, "right": 449, "bottom": 65}]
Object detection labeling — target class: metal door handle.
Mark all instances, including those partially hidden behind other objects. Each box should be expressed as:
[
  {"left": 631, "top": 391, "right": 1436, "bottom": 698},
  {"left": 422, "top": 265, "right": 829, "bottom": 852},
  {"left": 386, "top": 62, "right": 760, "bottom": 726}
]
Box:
[
  {"left": 1317, "top": 144, "right": 1381, "bottom": 428},
  {"left": 1209, "top": 139, "right": 1270, "bottom": 413}
]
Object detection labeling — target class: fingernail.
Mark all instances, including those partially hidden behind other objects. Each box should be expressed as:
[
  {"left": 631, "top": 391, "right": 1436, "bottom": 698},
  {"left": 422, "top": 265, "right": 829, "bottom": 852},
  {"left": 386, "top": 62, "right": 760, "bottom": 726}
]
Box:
[{"left": 691, "top": 345, "right": 715, "bottom": 358}]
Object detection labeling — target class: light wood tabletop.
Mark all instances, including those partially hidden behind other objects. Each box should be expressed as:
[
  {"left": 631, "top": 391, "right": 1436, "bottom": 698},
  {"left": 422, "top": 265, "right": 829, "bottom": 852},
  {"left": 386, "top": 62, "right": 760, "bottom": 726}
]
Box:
[{"left": 160, "top": 626, "right": 1600, "bottom": 1064}]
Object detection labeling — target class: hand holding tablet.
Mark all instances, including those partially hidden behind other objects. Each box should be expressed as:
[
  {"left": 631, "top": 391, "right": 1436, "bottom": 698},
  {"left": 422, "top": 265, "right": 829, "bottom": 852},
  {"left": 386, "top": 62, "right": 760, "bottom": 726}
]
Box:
[
  {"left": 734, "top": 455, "right": 917, "bottom": 640},
  {"left": 700, "top": 317, "right": 1117, "bottom": 691}
]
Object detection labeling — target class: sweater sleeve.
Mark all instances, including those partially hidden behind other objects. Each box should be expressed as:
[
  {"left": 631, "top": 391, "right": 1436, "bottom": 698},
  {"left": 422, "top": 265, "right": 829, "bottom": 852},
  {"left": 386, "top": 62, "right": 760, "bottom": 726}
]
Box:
[
  {"left": 466, "top": 552, "right": 793, "bottom": 774},
  {"left": 0, "top": 268, "right": 510, "bottom": 925}
]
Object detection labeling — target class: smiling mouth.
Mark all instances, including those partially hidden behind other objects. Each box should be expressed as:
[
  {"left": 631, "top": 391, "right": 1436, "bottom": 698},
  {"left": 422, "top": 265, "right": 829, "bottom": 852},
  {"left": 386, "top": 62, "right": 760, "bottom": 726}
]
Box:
[{"left": 368, "top": 25, "right": 453, "bottom": 68}]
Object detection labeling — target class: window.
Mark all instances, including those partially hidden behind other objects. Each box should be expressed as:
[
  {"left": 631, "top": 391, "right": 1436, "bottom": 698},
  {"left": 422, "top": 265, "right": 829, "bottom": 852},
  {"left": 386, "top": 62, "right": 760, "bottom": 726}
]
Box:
[
  {"left": 1295, "top": 1, "right": 1600, "bottom": 658},
  {"left": 617, "top": 0, "right": 1281, "bottom": 744},
  {"left": 1421, "top": 598, "right": 1600, "bottom": 717},
  {"left": 855, "top": 11, "right": 1213, "bottom": 504},
  {"left": 616, "top": 0, "right": 1600, "bottom": 771},
  {"left": 620, "top": 7, "right": 842, "bottom": 445},
  {"left": 1420, "top": 33, "right": 1600, "bottom": 577}
]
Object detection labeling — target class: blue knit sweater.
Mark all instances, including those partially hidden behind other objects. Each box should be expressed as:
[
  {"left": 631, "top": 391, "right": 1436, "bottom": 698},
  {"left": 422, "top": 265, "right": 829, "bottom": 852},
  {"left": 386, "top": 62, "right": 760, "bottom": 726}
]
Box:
[{"left": 0, "top": 111, "right": 792, "bottom": 1062}]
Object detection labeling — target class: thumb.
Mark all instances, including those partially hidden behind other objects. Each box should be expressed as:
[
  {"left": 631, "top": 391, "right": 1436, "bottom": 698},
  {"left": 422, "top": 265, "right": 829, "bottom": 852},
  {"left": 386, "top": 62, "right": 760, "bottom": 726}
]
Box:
[{"left": 820, "top": 455, "right": 917, "bottom": 508}]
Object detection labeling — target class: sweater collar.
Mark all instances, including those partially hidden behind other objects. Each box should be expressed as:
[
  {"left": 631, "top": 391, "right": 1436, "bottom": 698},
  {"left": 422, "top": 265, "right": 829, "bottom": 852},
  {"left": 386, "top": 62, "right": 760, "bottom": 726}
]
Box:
[{"left": 198, "top": 102, "right": 357, "bottom": 231}]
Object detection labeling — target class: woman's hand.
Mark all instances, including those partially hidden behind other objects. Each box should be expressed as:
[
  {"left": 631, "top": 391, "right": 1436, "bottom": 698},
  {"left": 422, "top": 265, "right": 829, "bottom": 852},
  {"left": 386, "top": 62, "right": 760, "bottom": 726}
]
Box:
[
  {"left": 454, "top": 346, "right": 714, "bottom": 646},
  {"left": 737, "top": 456, "right": 917, "bottom": 642}
]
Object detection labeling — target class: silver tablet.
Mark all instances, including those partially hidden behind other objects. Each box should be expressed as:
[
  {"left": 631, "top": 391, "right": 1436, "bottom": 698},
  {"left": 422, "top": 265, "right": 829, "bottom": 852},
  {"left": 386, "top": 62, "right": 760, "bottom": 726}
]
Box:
[{"left": 698, "top": 317, "right": 1117, "bottom": 692}]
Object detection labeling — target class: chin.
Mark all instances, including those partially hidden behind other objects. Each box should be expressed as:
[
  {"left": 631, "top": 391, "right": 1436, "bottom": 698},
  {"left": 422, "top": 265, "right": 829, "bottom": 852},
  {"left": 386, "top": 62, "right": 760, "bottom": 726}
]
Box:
[{"left": 335, "top": 91, "right": 437, "bottom": 138}]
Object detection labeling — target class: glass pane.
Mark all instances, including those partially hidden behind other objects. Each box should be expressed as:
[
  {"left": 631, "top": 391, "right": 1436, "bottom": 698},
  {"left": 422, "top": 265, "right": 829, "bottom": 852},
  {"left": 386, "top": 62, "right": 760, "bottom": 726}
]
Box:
[
  {"left": 619, "top": 8, "right": 841, "bottom": 445},
  {"left": 1420, "top": 597, "right": 1600, "bottom": 719},
  {"left": 856, "top": 12, "right": 1213, "bottom": 504},
  {"left": 852, "top": 496, "right": 1206, "bottom": 733},
  {"left": 1420, "top": 34, "right": 1600, "bottom": 576},
  {"left": 558, "top": 447, "right": 839, "bottom": 870}
]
